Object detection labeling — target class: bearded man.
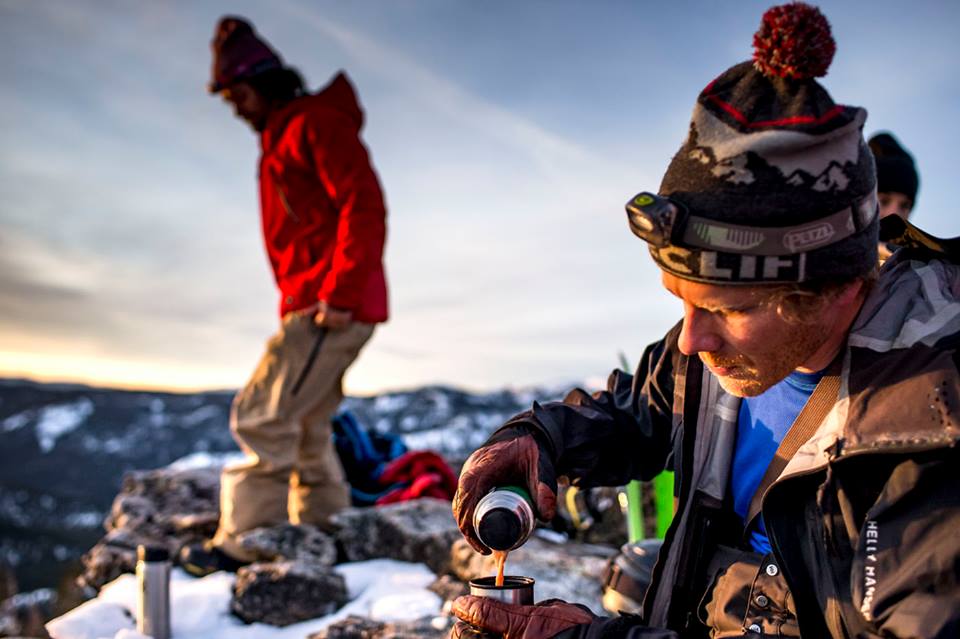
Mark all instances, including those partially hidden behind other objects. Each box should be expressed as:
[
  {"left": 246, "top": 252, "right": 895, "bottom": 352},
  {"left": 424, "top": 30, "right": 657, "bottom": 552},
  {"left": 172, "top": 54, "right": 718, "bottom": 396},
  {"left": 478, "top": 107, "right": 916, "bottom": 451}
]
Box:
[{"left": 450, "top": 4, "right": 960, "bottom": 638}]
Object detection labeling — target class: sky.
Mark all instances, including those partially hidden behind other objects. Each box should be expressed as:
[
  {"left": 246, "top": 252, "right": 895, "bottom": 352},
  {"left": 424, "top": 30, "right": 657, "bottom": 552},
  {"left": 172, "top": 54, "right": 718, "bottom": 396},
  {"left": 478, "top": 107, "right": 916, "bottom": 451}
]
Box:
[{"left": 1, "top": 0, "right": 958, "bottom": 395}]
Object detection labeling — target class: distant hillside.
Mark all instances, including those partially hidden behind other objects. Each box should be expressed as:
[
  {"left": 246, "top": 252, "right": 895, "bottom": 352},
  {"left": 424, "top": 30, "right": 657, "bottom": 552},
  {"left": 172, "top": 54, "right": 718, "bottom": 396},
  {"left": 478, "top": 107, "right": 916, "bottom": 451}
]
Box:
[{"left": 0, "top": 377, "right": 568, "bottom": 592}]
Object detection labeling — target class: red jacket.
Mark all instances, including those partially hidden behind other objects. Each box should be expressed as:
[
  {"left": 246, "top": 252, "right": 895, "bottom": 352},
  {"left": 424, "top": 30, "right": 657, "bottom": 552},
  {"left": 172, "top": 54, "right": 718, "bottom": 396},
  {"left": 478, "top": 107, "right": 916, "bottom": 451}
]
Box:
[{"left": 258, "top": 72, "right": 388, "bottom": 323}]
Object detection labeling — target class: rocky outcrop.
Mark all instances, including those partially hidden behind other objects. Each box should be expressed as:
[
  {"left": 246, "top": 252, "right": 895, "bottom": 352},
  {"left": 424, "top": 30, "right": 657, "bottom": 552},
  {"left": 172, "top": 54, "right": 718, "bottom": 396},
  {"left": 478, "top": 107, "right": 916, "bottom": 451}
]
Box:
[
  {"left": 79, "top": 466, "right": 220, "bottom": 592},
  {"left": 0, "top": 588, "right": 55, "bottom": 638},
  {"left": 332, "top": 498, "right": 462, "bottom": 575},
  {"left": 232, "top": 561, "right": 348, "bottom": 626},
  {"left": 69, "top": 463, "right": 634, "bottom": 633},
  {"left": 237, "top": 523, "right": 338, "bottom": 566}
]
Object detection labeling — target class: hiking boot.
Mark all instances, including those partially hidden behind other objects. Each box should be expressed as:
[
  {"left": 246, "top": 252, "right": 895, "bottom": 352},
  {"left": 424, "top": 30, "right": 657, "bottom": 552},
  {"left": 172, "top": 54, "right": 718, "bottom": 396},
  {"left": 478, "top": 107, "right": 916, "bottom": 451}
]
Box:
[{"left": 178, "top": 541, "right": 247, "bottom": 577}]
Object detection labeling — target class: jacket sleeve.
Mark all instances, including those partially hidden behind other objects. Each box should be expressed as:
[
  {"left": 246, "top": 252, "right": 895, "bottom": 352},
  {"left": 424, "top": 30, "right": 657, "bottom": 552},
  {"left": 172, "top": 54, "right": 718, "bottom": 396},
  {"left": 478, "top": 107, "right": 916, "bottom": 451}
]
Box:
[
  {"left": 854, "top": 451, "right": 960, "bottom": 638},
  {"left": 492, "top": 322, "right": 683, "bottom": 488},
  {"left": 304, "top": 109, "right": 387, "bottom": 311}
]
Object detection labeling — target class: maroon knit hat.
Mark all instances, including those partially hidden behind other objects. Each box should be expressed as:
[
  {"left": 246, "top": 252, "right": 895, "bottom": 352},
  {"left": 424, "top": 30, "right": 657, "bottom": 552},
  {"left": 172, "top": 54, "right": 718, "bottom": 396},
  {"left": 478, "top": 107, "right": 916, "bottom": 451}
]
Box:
[
  {"left": 627, "top": 3, "right": 878, "bottom": 285},
  {"left": 208, "top": 16, "right": 283, "bottom": 93}
]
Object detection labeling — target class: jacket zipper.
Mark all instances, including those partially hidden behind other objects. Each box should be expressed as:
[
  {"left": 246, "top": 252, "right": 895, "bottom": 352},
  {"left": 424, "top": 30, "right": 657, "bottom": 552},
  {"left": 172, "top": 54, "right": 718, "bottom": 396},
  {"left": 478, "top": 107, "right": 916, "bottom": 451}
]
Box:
[{"left": 276, "top": 186, "right": 300, "bottom": 222}]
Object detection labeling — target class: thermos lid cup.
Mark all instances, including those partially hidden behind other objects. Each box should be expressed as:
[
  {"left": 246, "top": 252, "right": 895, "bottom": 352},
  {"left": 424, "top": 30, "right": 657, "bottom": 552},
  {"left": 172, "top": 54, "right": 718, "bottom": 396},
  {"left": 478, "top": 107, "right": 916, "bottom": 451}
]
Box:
[
  {"left": 469, "top": 576, "right": 535, "bottom": 605},
  {"left": 137, "top": 544, "right": 170, "bottom": 562}
]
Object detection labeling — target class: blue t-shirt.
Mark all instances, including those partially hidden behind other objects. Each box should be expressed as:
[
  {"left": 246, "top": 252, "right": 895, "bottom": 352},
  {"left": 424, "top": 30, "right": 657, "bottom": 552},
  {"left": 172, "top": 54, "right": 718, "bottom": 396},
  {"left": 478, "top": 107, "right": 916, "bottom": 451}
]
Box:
[{"left": 731, "top": 370, "right": 824, "bottom": 554}]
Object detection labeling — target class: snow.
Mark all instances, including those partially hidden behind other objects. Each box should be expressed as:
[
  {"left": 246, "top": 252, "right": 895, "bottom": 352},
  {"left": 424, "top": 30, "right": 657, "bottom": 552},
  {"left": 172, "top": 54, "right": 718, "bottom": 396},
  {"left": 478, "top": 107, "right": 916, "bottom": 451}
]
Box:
[
  {"left": 180, "top": 405, "right": 223, "bottom": 426},
  {"left": 66, "top": 511, "right": 106, "bottom": 528},
  {"left": 2, "top": 411, "right": 31, "bottom": 432},
  {"left": 36, "top": 398, "right": 94, "bottom": 453},
  {"left": 401, "top": 428, "right": 448, "bottom": 452},
  {"left": 10, "top": 588, "right": 55, "bottom": 607},
  {"left": 47, "top": 560, "right": 443, "bottom": 639},
  {"left": 372, "top": 393, "right": 411, "bottom": 413},
  {"left": 166, "top": 451, "right": 246, "bottom": 471}
]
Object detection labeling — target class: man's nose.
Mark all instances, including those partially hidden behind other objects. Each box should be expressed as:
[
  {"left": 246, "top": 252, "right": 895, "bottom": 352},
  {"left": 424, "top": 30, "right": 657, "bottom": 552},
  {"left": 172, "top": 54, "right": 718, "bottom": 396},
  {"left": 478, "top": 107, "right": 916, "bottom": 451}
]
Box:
[{"left": 677, "top": 304, "right": 723, "bottom": 355}]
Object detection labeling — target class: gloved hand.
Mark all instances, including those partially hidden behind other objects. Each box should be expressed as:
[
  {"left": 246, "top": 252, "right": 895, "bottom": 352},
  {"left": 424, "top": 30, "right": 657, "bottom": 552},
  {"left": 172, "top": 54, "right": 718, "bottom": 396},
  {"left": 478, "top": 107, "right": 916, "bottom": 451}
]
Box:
[
  {"left": 453, "top": 433, "right": 558, "bottom": 554},
  {"left": 451, "top": 595, "right": 594, "bottom": 639}
]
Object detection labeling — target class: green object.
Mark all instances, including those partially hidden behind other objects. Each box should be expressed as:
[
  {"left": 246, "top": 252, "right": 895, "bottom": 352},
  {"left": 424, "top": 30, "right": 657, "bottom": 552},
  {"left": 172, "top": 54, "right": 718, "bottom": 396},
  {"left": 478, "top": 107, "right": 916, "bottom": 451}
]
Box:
[
  {"left": 653, "top": 471, "right": 675, "bottom": 538},
  {"left": 617, "top": 351, "right": 675, "bottom": 541},
  {"left": 498, "top": 485, "right": 533, "bottom": 502},
  {"left": 626, "top": 480, "right": 644, "bottom": 543}
]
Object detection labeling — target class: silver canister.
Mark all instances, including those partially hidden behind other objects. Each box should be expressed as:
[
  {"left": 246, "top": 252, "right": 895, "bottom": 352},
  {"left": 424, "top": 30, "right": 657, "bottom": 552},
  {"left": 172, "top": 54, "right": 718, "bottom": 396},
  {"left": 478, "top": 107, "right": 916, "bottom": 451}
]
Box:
[
  {"left": 136, "top": 545, "right": 171, "bottom": 639},
  {"left": 468, "top": 575, "right": 535, "bottom": 605},
  {"left": 472, "top": 487, "right": 536, "bottom": 551}
]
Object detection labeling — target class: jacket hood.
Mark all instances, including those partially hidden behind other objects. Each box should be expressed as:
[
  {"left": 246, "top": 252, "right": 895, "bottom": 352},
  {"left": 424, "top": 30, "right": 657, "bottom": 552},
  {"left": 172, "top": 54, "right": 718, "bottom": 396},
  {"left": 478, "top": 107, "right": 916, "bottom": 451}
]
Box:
[
  {"left": 783, "top": 253, "right": 960, "bottom": 476},
  {"left": 850, "top": 252, "right": 960, "bottom": 352},
  {"left": 304, "top": 71, "right": 365, "bottom": 130},
  {"left": 261, "top": 71, "right": 365, "bottom": 148}
]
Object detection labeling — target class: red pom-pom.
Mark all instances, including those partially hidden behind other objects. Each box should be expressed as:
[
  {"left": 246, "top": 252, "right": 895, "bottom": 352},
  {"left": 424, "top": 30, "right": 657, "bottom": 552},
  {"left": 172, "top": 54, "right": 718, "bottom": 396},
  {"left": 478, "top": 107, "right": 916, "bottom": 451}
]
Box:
[{"left": 753, "top": 2, "right": 836, "bottom": 79}]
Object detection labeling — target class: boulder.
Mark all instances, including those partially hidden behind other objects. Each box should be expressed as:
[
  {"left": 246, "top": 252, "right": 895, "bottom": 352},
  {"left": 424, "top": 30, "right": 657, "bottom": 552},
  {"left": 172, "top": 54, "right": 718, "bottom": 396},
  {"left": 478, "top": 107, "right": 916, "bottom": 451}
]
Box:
[
  {"left": 332, "top": 499, "right": 461, "bottom": 574},
  {"left": 106, "top": 467, "right": 220, "bottom": 536},
  {"left": 231, "top": 561, "right": 348, "bottom": 626},
  {"left": 0, "top": 588, "right": 56, "bottom": 638},
  {"left": 79, "top": 466, "right": 220, "bottom": 591},
  {"left": 0, "top": 561, "right": 17, "bottom": 604},
  {"left": 427, "top": 574, "right": 468, "bottom": 605},
  {"left": 309, "top": 614, "right": 451, "bottom": 639},
  {"left": 236, "top": 523, "right": 337, "bottom": 566},
  {"left": 78, "top": 529, "right": 172, "bottom": 592}
]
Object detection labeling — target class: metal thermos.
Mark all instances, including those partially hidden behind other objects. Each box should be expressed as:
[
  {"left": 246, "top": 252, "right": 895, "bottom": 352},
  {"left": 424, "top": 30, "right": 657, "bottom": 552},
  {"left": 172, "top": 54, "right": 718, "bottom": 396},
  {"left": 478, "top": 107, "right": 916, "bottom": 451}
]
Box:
[
  {"left": 136, "top": 544, "right": 171, "bottom": 639},
  {"left": 473, "top": 486, "right": 536, "bottom": 551}
]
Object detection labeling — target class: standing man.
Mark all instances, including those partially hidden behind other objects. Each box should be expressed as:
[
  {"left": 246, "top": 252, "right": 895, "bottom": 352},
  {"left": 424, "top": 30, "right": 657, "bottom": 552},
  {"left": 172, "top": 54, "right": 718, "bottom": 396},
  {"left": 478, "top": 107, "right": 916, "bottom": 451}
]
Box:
[
  {"left": 181, "top": 17, "right": 388, "bottom": 576},
  {"left": 451, "top": 4, "right": 959, "bottom": 638}
]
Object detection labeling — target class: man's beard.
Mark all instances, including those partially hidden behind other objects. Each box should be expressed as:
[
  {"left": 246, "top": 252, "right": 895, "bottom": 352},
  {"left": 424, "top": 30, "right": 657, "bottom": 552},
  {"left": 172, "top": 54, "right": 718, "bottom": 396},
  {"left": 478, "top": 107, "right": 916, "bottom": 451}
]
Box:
[{"left": 701, "top": 320, "right": 830, "bottom": 398}]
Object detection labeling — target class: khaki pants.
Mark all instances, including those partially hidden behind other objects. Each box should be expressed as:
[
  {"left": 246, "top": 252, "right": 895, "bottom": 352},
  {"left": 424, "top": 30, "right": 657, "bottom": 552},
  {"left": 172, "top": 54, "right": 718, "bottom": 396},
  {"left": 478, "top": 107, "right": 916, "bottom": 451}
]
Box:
[{"left": 212, "top": 312, "right": 374, "bottom": 561}]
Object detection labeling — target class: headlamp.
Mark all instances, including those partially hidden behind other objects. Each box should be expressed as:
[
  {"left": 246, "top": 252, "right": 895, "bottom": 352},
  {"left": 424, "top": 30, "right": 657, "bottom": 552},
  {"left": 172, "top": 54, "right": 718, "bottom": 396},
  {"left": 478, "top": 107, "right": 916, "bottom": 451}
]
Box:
[
  {"left": 624, "top": 190, "right": 879, "bottom": 283},
  {"left": 624, "top": 192, "right": 682, "bottom": 248}
]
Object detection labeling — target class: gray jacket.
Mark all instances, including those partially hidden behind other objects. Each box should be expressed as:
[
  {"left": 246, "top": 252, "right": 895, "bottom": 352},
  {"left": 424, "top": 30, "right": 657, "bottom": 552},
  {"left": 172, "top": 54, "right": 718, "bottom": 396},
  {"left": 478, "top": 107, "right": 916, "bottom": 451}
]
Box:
[{"left": 504, "top": 250, "right": 960, "bottom": 638}]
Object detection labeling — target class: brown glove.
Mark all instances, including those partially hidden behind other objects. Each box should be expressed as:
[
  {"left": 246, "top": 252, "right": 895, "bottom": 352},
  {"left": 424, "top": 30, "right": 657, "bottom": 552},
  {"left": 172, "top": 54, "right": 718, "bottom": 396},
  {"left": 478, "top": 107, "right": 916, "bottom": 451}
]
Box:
[
  {"left": 453, "top": 435, "right": 558, "bottom": 554},
  {"left": 451, "top": 595, "right": 594, "bottom": 639}
]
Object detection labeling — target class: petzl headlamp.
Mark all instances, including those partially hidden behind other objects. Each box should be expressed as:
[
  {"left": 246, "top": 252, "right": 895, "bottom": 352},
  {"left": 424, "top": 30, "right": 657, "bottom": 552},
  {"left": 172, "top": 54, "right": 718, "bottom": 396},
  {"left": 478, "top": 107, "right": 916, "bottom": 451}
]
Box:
[
  {"left": 624, "top": 191, "right": 878, "bottom": 283},
  {"left": 625, "top": 192, "right": 680, "bottom": 248}
]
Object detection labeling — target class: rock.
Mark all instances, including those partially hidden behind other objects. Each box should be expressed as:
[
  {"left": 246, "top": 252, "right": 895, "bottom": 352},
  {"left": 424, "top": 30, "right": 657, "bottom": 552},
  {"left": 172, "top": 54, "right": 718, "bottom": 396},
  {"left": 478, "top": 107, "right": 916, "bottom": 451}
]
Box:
[
  {"left": 427, "top": 574, "right": 468, "bottom": 605},
  {"left": 108, "top": 494, "right": 157, "bottom": 532},
  {"left": 448, "top": 536, "right": 615, "bottom": 613},
  {"left": 78, "top": 529, "right": 175, "bottom": 592},
  {"left": 237, "top": 523, "right": 337, "bottom": 566},
  {"left": 231, "top": 561, "right": 348, "bottom": 626},
  {"left": 0, "top": 588, "right": 56, "bottom": 638},
  {"left": 107, "top": 468, "right": 220, "bottom": 536},
  {"left": 309, "top": 614, "right": 451, "bottom": 639},
  {"left": 167, "top": 511, "right": 219, "bottom": 535},
  {"left": 0, "top": 561, "right": 17, "bottom": 604},
  {"left": 79, "top": 466, "right": 220, "bottom": 591},
  {"left": 332, "top": 499, "right": 461, "bottom": 574}
]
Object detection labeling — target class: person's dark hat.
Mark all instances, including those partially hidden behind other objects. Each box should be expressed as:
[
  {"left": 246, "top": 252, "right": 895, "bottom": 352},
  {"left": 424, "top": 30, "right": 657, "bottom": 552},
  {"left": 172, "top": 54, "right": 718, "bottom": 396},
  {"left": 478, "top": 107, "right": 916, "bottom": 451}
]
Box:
[
  {"left": 209, "top": 16, "right": 283, "bottom": 93},
  {"left": 630, "top": 3, "right": 878, "bottom": 285},
  {"left": 869, "top": 132, "right": 919, "bottom": 203}
]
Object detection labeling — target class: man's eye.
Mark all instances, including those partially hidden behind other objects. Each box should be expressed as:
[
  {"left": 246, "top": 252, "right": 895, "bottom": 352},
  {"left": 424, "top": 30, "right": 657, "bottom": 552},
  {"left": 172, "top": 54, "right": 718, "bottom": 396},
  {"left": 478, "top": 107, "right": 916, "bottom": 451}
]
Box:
[{"left": 719, "top": 305, "right": 754, "bottom": 317}]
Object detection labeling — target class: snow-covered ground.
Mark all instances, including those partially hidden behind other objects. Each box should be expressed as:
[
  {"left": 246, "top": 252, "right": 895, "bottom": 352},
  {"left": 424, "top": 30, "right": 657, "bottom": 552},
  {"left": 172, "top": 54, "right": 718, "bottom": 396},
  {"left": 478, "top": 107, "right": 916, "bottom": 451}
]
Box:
[{"left": 47, "top": 559, "right": 445, "bottom": 639}]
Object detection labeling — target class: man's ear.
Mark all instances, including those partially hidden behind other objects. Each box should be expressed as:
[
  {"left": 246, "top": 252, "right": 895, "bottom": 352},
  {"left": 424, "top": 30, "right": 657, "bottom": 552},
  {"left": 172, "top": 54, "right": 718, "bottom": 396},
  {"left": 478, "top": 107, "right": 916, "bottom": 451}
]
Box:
[{"left": 836, "top": 278, "right": 866, "bottom": 307}]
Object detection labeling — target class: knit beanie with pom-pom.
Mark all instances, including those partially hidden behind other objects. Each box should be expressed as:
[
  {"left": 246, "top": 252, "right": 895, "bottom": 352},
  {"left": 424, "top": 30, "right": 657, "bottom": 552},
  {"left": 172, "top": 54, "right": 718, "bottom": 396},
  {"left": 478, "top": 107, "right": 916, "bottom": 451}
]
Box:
[{"left": 628, "top": 3, "right": 878, "bottom": 285}]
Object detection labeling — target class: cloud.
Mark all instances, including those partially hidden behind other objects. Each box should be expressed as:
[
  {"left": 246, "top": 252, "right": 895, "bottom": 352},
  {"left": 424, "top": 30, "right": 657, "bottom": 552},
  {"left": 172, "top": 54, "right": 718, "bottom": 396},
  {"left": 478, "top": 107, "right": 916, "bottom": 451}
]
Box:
[{"left": 271, "top": 1, "right": 615, "bottom": 178}]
